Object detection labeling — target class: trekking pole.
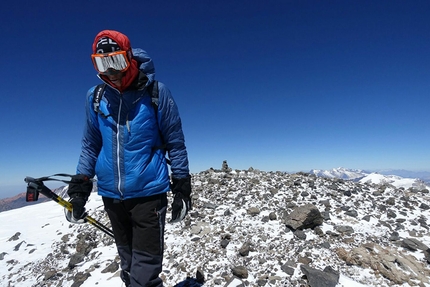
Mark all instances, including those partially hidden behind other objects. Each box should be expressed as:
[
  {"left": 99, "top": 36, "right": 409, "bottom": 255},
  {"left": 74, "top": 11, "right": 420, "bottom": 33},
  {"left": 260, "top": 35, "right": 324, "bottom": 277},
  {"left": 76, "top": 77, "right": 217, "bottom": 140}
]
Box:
[{"left": 24, "top": 176, "right": 114, "bottom": 238}]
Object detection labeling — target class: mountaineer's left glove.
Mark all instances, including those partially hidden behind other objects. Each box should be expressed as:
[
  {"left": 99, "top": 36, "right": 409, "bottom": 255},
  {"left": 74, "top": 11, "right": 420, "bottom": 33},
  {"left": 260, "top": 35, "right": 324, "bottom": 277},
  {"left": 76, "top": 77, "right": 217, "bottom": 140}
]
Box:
[{"left": 170, "top": 175, "right": 192, "bottom": 223}]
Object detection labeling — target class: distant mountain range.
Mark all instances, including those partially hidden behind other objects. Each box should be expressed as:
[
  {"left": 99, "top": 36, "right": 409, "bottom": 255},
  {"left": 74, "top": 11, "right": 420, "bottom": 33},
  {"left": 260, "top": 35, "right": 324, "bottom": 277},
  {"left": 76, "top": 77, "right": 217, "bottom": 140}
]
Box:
[
  {"left": 310, "top": 167, "right": 369, "bottom": 180},
  {"left": 310, "top": 167, "right": 430, "bottom": 189},
  {"left": 376, "top": 169, "right": 430, "bottom": 183},
  {"left": 0, "top": 186, "right": 69, "bottom": 213}
]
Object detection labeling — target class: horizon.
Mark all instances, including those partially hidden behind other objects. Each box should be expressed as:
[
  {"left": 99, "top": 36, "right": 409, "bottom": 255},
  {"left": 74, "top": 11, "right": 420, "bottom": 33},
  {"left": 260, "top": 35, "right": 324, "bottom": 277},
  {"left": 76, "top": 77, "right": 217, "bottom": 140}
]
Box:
[
  {"left": 2, "top": 166, "right": 430, "bottom": 200},
  {"left": 1, "top": 0, "right": 429, "bottom": 198}
]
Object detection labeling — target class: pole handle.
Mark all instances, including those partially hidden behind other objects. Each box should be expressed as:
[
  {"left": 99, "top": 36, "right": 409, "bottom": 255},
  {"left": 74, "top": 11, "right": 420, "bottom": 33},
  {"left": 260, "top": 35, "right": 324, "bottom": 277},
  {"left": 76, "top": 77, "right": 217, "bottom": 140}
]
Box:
[{"left": 24, "top": 176, "right": 114, "bottom": 238}]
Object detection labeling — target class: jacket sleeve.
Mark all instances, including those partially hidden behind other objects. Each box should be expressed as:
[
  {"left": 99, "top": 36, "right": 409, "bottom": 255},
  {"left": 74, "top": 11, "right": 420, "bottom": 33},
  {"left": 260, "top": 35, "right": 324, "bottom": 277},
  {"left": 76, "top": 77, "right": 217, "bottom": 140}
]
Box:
[
  {"left": 157, "top": 82, "right": 190, "bottom": 179},
  {"left": 76, "top": 87, "right": 102, "bottom": 177}
]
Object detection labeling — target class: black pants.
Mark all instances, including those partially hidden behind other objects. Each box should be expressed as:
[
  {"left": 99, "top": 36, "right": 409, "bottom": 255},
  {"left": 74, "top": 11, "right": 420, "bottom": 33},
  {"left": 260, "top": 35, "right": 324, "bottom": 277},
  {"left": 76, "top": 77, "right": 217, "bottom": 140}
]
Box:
[{"left": 103, "top": 193, "right": 167, "bottom": 287}]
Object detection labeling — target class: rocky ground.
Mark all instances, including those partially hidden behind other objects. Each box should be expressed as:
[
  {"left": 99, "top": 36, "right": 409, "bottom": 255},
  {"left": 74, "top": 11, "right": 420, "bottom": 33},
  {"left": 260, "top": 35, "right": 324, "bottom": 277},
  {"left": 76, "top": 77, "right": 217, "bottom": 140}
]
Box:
[{"left": 2, "top": 166, "right": 430, "bottom": 287}]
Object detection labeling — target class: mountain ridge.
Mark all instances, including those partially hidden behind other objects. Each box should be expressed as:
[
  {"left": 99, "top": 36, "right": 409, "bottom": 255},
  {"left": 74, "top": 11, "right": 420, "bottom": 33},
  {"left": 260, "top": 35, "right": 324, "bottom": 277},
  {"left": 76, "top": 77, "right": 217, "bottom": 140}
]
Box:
[
  {"left": 0, "top": 186, "right": 68, "bottom": 213},
  {"left": 310, "top": 167, "right": 430, "bottom": 187}
]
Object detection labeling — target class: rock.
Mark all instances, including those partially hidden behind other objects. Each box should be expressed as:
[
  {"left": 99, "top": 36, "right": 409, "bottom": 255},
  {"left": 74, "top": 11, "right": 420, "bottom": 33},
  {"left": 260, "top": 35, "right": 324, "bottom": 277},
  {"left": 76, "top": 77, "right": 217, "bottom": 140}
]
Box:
[
  {"left": 294, "top": 229, "right": 306, "bottom": 240},
  {"left": 298, "top": 256, "right": 312, "bottom": 265},
  {"left": 7, "top": 232, "right": 21, "bottom": 242},
  {"left": 101, "top": 261, "right": 118, "bottom": 273},
  {"left": 224, "top": 276, "right": 244, "bottom": 286},
  {"left": 281, "top": 263, "right": 295, "bottom": 275},
  {"left": 300, "top": 264, "right": 339, "bottom": 287},
  {"left": 75, "top": 233, "right": 97, "bottom": 256},
  {"left": 13, "top": 241, "right": 25, "bottom": 251},
  {"left": 0, "top": 252, "right": 7, "bottom": 260},
  {"left": 43, "top": 269, "right": 58, "bottom": 280},
  {"left": 336, "top": 244, "right": 430, "bottom": 284},
  {"left": 220, "top": 239, "right": 229, "bottom": 248},
  {"left": 344, "top": 209, "right": 358, "bottom": 217},
  {"left": 386, "top": 197, "right": 395, "bottom": 205},
  {"left": 285, "top": 204, "right": 323, "bottom": 230},
  {"left": 389, "top": 232, "right": 400, "bottom": 241},
  {"left": 247, "top": 207, "right": 260, "bottom": 216},
  {"left": 362, "top": 214, "right": 371, "bottom": 221},
  {"left": 269, "top": 212, "right": 277, "bottom": 220},
  {"left": 70, "top": 271, "right": 90, "bottom": 287},
  {"left": 68, "top": 253, "right": 85, "bottom": 269},
  {"left": 231, "top": 266, "right": 248, "bottom": 278},
  {"left": 239, "top": 242, "right": 252, "bottom": 256},
  {"left": 424, "top": 248, "right": 430, "bottom": 264},
  {"left": 334, "top": 225, "right": 354, "bottom": 235},
  {"left": 401, "top": 238, "right": 429, "bottom": 252}
]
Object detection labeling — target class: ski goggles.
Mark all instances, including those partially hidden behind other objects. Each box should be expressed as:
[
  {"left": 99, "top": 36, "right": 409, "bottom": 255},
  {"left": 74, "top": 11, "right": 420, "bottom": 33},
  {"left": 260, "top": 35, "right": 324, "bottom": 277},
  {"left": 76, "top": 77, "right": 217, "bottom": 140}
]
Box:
[{"left": 91, "top": 51, "right": 130, "bottom": 74}]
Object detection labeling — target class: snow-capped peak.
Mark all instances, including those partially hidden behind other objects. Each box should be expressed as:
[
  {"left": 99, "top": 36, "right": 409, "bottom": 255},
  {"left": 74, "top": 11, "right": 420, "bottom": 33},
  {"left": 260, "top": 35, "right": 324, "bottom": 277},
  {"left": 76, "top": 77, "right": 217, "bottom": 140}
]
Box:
[{"left": 310, "top": 167, "right": 368, "bottom": 180}]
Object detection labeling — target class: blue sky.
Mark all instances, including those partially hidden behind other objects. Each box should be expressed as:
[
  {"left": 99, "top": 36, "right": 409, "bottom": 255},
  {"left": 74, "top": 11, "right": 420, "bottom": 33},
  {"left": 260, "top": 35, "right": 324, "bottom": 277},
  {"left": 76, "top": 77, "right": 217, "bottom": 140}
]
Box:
[{"left": 1, "top": 0, "right": 429, "bottom": 198}]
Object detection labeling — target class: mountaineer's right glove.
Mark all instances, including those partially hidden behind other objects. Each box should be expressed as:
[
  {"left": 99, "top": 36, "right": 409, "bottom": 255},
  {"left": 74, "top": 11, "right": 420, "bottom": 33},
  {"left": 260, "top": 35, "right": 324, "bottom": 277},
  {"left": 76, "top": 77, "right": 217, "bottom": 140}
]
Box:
[
  {"left": 170, "top": 175, "right": 192, "bottom": 223},
  {"left": 65, "top": 174, "right": 93, "bottom": 224}
]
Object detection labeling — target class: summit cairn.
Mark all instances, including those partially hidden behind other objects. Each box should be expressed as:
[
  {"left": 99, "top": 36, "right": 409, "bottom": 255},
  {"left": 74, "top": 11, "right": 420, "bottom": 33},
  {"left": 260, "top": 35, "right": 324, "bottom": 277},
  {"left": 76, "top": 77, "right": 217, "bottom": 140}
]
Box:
[{"left": 221, "top": 160, "right": 232, "bottom": 172}]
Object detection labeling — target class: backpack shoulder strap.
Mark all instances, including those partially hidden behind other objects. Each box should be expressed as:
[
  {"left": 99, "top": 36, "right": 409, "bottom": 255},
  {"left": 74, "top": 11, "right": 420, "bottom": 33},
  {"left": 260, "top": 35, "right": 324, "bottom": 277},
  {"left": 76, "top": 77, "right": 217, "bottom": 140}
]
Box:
[
  {"left": 93, "top": 84, "right": 110, "bottom": 118},
  {"left": 148, "top": 80, "right": 161, "bottom": 134},
  {"left": 149, "top": 80, "right": 171, "bottom": 165},
  {"left": 150, "top": 80, "right": 159, "bottom": 108}
]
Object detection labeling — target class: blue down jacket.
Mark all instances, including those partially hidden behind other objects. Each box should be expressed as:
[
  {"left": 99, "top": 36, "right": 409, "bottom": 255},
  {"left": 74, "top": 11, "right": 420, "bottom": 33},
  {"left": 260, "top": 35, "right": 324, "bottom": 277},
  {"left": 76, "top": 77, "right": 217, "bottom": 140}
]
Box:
[{"left": 77, "top": 48, "right": 189, "bottom": 200}]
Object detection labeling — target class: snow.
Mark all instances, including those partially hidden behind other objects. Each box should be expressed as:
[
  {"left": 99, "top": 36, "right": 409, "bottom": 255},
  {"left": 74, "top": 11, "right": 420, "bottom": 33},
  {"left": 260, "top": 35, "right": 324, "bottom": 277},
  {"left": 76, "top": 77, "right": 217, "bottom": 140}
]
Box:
[
  {"left": 338, "top": 274, "right": 373, "bottom": 287},
  {"left": 312, "top": 168, "right": 428, "bottom": 190},
  {"left": 1, "top": 169, "right": 429, "bottom": 287},
  {"left": 0, "top": 196, "right": 120, "bottom": 286},
  {"left": 359, "top": 173, "right": 422, "bottom": 189},
  {"left": 310, "top": 167, "right": 367, "bottom": 180}
]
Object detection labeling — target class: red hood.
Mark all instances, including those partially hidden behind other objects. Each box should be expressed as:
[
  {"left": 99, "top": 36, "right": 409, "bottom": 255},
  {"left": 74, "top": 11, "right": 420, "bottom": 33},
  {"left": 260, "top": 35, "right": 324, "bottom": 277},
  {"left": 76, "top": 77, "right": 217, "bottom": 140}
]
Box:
[{"left": 92, "top": 30, "right": 139, "bottom": 92}]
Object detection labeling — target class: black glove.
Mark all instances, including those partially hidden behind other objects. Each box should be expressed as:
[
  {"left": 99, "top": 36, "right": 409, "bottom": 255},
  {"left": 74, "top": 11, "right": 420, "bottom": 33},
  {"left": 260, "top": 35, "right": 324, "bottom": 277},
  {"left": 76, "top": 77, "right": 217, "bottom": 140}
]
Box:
[
  {"left": 65, "top": 197, "right": 87, "bottom": 224},
  {"left": 65, "top": 174, "right": 93, "bottom": 224},
  {"left": 170, "top": 175, "right": 192, "bottom": 223}
]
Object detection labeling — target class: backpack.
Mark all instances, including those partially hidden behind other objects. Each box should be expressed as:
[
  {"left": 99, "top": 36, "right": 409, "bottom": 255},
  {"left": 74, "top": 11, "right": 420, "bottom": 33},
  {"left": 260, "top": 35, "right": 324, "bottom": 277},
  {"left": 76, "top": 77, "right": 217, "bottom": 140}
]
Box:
[{"left": 92, "top": 81, "right": 169, "bottom": 163}]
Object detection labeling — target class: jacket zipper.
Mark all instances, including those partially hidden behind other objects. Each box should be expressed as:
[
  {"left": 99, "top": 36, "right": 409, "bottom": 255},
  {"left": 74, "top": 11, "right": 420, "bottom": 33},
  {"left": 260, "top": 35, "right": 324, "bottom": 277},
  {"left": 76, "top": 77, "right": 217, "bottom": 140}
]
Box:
[
  {"left": 111, "top": 87, "right": 148, "bottom": 200},
  {"left": 117, "top": 94, "right": 124, "bottom": 199},
  {"left": 98, "top": 78, "right": 126, "bottom": 200}
]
